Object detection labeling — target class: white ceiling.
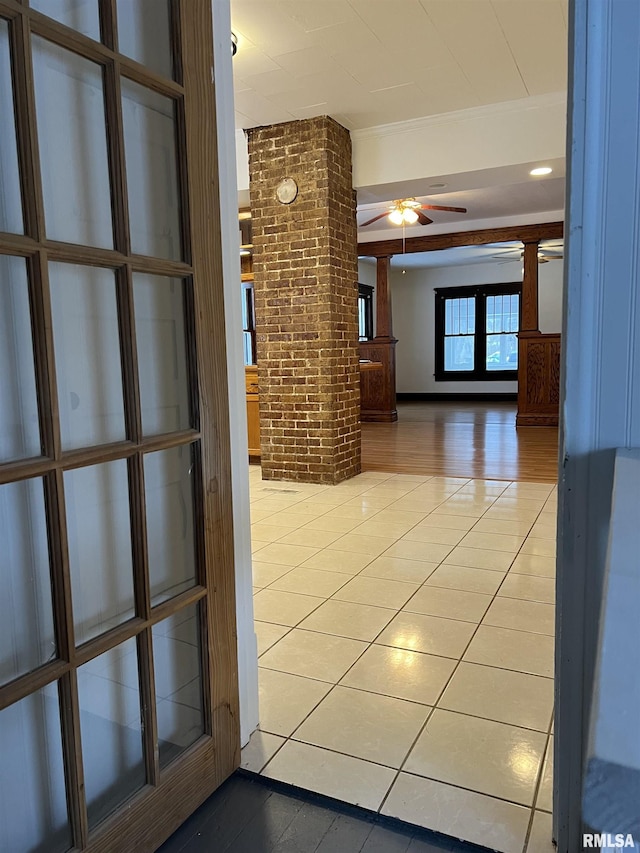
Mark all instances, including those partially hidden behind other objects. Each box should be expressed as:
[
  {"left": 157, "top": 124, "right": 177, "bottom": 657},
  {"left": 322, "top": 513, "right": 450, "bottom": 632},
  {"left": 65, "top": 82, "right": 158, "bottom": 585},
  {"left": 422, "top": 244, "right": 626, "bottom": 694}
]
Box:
[
  {"left": 357, "top": 172, "right": 566, "bottom": 235},
  {"left": 231, "top": 0, "right": 568, "bottom": 131},
  {"left": 230, "top": 0, "right": 569, "bottom": 233}
]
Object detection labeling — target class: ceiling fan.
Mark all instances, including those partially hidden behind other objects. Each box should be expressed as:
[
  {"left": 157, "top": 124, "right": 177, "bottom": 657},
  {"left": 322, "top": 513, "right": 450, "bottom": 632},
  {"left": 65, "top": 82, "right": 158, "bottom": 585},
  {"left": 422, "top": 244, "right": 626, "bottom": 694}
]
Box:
[
  {"left": 491, "top": 242, "right": 564, "bottom": 264},
  {"left": 491, "top": 241, "right": 564, "bottom": 264},
  {"left": 359, "top": 197, "right": 467, "bottom": 228}
]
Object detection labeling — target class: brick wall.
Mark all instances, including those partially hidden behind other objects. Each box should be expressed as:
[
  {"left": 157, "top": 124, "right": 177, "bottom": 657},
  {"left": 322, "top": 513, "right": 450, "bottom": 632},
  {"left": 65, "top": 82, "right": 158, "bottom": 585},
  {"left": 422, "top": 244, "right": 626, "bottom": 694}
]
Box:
[{"left": 247, "top": 116, "right": 361, "bottom": 484}]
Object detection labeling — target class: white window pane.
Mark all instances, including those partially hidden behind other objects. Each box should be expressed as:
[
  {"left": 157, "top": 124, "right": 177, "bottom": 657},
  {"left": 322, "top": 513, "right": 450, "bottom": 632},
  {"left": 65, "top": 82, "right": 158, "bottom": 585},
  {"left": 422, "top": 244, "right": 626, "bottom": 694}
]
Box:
[
  {"left": 152, "top": 606, "right": 204, "bottom": 768},
  {"left": 0, "top": 256, "right": 41, "bottom": 462},
  {"left": 31, "top": 0, "right": 101, "bottom": 41},
  {"left": 49, "top": 263, "right": 126, "bottom": 450},
  {"left": 65, "top": 461, "right": 135, "bottom": 645},
  {"left": 509, "top": 294, "right": 520, "bottom": 332},
  {"left": 0, "top": 478, "right": 55, "bottom": 685},
  {"left": 122, "top": 79, "right": 182, "bottom": 260},
  {"left": 144, "top": 445, "right": 196, "bottom": 606},
  {"left": 32, "top": 37, "right": 113, "bottom": 248},
  {"left": 445, "top": 336, "right": 474, "bottom": 371},
  {"left": 133, "top": 274, "right": 190, "bottom": 435},
  {"left": 486, "top": 333, "right": 519, "bottom": 370},
  {"left": 117, "top": 0, "right": 173, "bottom": 79},
  {"left": 0, "top": 22, "right": 23, "bottom": 234},
  {"left": 77, "top": 639, "right": 145, "bottom": 829},
  {"left": 243, "top": 331, "right": 253, "bottom": 366},
  {"left": 0, "top": 685, "right": 70, "bottom": 853}
]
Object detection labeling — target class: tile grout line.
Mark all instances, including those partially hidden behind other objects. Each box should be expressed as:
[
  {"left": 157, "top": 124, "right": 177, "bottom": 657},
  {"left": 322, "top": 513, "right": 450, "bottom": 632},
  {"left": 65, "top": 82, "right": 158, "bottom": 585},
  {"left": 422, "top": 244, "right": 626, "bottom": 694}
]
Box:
[
  {"left": 248, "top": 470, "right": 557, "bottom": 843},
  {"left": 377, "top": 483, "right": 555, "bottom": 820},
  {"left": 520, "top": 730, "right": 552, "bottom": 853}
]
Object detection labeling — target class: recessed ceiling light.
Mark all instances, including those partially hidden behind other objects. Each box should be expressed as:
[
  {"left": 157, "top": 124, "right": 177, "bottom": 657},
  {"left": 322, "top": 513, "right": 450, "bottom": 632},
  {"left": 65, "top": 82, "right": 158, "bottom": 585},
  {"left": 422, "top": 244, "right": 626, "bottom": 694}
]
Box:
[{"left": 530, "top": 167, "right": 552, "bottom": 176}]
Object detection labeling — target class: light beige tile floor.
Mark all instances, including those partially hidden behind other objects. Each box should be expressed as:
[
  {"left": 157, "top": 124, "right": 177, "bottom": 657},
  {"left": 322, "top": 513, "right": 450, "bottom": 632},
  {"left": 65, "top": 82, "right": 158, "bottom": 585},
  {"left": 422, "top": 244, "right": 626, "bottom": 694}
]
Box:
[{"left": 243, "top": 466, "right": 557, "bottom": 853}]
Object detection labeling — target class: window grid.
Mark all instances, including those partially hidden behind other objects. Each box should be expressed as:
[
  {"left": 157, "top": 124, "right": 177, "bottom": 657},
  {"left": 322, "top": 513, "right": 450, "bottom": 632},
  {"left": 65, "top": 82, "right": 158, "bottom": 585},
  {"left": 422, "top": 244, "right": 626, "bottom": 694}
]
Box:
[
  {"left": 435, "top": 283, "right": 521, "bottom": 381},
  {"left": 242, "top": 280, "right": 257, "bottom": 365},
  {"left": 358, "top": 283, "right": 374, "bottom": 340},
  {"left": 0, "top": 2, "right": 214, "bottom": 848}
]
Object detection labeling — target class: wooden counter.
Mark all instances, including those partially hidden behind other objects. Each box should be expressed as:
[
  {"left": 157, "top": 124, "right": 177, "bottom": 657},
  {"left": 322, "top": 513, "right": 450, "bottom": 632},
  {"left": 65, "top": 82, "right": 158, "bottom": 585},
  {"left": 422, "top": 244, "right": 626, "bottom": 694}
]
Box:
[
  {"left": 245, "top": 365, "right": 261, "bottom": 459},
  {"left": 359, "top": 340, "right": 398, "bottom": 422}
]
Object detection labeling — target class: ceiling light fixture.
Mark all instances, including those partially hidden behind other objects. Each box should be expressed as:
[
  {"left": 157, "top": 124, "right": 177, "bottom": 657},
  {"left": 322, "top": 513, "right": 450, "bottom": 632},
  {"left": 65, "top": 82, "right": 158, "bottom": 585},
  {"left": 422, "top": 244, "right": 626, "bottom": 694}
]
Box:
[
  {"left": 231, "top": 32, "right": 238, "bottom": 56},
  {"left": 388, "top": 200, "right": 420, "bottom": 225},
  {"left": 530, "top": 166, "right": 552, "bottom": 176}
]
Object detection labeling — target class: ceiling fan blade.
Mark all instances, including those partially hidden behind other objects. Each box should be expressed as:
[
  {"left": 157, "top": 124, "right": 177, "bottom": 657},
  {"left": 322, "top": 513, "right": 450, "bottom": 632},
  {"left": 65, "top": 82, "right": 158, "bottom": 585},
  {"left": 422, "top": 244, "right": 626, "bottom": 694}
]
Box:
[
  {"left": 420, "top": 204, "right": 467, "bottom": 213},
  {"left": 359, "top": 211, "right": 390, "bottom": 227},
  {"left": 416, "top": 211, "right": 433, "bottom": 225}
]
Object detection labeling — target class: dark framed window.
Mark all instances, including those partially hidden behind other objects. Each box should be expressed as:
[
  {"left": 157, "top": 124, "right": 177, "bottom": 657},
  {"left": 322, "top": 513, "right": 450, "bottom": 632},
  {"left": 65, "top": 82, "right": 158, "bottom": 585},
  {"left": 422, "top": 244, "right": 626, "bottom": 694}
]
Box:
[
  {"left": 435, "top": 283, "right": 521, "bottom": 381},
  {"left": 242, "top": 282, "right": 256, "bottom": 364},
  {"left": 358, "top": 283, "right": 374, "bottom": 340}
]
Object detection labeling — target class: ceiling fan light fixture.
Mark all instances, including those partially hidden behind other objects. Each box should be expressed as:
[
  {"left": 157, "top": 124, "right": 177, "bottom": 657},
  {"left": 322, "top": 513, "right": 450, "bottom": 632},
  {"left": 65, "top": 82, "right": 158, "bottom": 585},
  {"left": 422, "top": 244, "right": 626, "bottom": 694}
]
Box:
[
  {"left": 530, "top": 166, "right": 552, "bottom": 176},
  {"left": 403, "top": 208, "right": 419, "bottom": 224},
  {"left": 388, "top": 208, "right": 404, "bottom": 225}
]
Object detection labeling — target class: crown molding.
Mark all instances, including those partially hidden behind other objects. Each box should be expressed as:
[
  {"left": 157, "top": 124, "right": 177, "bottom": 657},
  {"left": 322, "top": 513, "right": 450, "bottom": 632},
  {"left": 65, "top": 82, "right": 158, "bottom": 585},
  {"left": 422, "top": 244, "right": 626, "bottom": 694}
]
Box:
[{"left": 351, "top": 92, "right": 567, "bottom": 142}]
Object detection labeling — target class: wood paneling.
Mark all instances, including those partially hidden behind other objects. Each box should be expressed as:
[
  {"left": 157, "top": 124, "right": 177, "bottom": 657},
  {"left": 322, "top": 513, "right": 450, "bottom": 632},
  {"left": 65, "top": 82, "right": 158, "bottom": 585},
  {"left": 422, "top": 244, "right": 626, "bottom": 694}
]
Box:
[
  {"left": 362, "top": 401, "right": 558, "bottom": 481},
  {"left": 359, "top": 341, "right": 398, "bottom": 422},
  {"left": 516, "top": 333, "right": 562, "bottom": 426}
]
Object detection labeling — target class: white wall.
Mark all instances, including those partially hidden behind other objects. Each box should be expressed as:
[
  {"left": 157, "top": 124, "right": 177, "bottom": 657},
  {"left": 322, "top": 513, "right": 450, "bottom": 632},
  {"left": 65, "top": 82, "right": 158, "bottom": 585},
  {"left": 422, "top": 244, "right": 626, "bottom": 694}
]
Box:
[
  {"left": 357, "top": 258, "right": 376, "bottom": 288},
  {"left": 538, "top": 258, "right": 564, "bottom": 334},
  {"left": 392, "top": 257, "right": 564, "bottom": 394},
  {"left": 352, "top": 93, "right": 567, "bottom": 193}
]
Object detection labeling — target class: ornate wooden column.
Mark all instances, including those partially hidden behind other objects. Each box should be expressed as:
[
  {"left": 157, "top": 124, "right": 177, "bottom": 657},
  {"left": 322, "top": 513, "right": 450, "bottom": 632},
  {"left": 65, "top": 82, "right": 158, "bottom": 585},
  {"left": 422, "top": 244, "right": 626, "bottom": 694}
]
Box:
[
  {"left": 359, "top": 255, "right": 398, "bottom": 422},
  {"left": 516, "top": 240, "right": 561, "bottom": 426}
]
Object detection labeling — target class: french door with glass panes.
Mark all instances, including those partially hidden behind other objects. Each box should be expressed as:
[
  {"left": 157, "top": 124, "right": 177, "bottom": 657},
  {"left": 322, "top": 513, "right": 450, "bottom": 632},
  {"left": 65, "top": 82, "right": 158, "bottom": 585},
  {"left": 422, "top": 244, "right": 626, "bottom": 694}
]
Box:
[{"left": 0, "top": 1, "right": 239, "bottom": 851}]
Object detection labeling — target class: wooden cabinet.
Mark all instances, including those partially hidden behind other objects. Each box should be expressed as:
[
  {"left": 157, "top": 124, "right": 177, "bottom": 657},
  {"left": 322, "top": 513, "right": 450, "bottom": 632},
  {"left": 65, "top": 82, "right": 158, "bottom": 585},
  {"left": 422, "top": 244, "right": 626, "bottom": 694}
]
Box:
[{"left": 245, "top": 365, "right": 261, "bottom": 458}]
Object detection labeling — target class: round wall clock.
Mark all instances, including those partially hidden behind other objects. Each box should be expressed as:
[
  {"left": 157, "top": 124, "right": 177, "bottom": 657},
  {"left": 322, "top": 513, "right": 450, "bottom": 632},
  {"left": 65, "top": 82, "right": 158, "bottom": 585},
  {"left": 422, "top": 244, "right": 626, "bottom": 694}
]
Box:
[{"left": 276, "top": 177, "right": 298, "bottom": 204}]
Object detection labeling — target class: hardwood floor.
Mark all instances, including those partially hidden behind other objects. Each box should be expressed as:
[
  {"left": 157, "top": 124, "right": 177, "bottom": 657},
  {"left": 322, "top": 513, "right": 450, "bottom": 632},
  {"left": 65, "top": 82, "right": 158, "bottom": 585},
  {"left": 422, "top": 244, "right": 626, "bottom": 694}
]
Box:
[{"left": 361, "top": 401, "right": 559, "bottom": 482}]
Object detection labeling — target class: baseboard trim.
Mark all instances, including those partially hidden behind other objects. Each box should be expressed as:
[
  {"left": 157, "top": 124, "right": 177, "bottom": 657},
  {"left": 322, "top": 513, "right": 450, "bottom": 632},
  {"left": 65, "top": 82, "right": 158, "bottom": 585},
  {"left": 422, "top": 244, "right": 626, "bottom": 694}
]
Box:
[{"left": 397, "top": 392, "right": 518, "bottom": 402}]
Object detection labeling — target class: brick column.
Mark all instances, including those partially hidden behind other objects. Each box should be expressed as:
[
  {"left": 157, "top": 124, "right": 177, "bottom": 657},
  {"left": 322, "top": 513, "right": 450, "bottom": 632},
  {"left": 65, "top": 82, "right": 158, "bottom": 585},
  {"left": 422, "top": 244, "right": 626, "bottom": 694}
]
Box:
[{"left": 247, "top": 117, "right": 360, "bottom": 484}]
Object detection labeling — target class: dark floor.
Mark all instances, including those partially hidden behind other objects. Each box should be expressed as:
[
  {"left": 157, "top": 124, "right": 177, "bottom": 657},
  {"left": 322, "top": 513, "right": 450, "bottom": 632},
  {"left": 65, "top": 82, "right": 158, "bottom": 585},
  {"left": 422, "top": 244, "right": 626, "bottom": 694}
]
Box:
[{"left": 158, "top": 772, "right": 490, "bottom": 853}]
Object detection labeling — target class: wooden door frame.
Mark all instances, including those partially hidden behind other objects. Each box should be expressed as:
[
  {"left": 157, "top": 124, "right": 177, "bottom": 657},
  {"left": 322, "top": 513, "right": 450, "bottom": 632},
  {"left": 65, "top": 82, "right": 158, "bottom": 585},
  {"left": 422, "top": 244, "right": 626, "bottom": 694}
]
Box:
[{"left": 0, "top": 1, "right": 239, "bottom": 850}]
